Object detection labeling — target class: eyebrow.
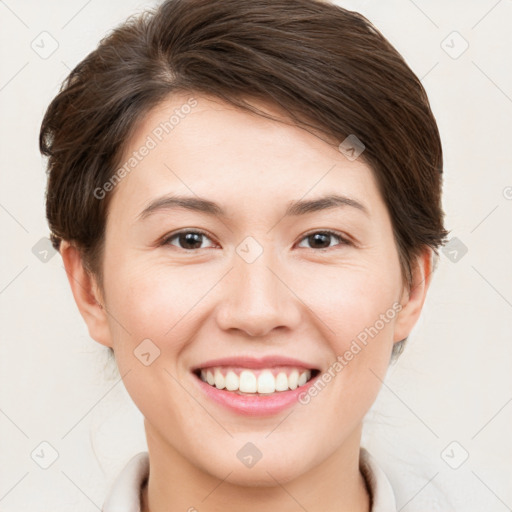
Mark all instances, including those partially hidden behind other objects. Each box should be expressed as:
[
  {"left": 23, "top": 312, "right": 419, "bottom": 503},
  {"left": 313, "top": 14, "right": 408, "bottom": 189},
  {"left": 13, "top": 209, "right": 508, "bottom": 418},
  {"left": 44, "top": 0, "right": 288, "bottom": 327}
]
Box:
[{"left": 137, "top": 193, "right": 369, "bottom": 220}]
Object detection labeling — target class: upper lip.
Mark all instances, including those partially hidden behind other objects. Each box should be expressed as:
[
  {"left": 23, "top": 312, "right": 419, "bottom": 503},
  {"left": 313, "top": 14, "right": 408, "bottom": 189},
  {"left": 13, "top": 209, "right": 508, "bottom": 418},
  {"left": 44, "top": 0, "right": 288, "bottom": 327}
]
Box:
[{"left": 191, "top": 355, "right": 319, "bottom": 372}]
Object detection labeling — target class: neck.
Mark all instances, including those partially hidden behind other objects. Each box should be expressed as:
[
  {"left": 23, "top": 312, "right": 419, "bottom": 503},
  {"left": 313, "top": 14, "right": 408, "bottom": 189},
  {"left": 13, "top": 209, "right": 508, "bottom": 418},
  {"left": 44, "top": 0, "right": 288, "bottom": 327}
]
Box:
[{"left": 141, "top": 422, "right": 371, "bottom": 512}]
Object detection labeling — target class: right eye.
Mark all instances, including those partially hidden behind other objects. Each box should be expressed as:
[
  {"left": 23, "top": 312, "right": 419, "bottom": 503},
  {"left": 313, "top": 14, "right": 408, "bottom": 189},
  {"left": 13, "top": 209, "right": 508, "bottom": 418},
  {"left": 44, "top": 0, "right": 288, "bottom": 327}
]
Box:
[{"left": 161, "top": 229, "right": 217, "bottom": 251}]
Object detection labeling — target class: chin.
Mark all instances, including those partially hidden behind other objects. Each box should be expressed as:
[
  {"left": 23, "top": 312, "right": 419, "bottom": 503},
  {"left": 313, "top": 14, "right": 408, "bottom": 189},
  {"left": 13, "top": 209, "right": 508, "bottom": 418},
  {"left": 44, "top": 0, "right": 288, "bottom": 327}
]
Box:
[{"left": 197, "top": 441, "right": 316, "bottom": 487}]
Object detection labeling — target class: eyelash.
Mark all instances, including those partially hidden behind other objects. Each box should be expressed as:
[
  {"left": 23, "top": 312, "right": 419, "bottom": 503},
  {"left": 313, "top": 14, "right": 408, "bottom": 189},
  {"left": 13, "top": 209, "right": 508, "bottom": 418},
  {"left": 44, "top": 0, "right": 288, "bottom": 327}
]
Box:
[{"left": 160, "top": 228, "right": 352, "bottom": 252}]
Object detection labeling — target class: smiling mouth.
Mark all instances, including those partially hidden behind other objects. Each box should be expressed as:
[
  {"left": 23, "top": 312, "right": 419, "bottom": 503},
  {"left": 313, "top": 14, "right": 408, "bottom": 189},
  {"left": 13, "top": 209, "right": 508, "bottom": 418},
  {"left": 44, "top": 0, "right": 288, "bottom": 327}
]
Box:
[{"left": 193, "top": 367, "right": 320, "bottom": 395}]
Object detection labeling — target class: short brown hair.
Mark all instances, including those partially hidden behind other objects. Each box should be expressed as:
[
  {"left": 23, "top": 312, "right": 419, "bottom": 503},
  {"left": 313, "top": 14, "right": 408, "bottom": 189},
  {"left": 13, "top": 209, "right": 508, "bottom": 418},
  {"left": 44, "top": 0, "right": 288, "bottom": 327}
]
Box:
[{"left": 39, "top": 0, "right": 448, "bottom": 361}]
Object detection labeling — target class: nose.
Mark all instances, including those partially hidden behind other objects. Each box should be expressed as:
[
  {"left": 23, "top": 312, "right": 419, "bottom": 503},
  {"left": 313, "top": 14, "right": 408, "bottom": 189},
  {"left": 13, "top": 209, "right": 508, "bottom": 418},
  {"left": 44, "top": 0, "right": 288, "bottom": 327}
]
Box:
[{"left": 215, "top": 244, "right": 301, "bottom": 338}]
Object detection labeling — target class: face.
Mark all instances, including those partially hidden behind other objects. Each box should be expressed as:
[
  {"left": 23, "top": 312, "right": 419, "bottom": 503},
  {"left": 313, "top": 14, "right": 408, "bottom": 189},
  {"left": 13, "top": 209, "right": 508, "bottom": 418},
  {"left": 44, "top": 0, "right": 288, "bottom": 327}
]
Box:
[{"left": 88, "top": 93, "right": 416, "bottom": 485}]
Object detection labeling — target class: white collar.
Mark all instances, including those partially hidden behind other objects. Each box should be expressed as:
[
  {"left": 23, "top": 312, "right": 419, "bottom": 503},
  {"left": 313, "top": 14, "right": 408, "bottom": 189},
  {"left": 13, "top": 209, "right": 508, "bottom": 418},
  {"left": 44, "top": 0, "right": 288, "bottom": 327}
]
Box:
[
  {"left": 359, "top": 446, "right": 397, "bottom": 511},
  {"left": 102, "top": 447, "right": 396, "bottom": 511}
]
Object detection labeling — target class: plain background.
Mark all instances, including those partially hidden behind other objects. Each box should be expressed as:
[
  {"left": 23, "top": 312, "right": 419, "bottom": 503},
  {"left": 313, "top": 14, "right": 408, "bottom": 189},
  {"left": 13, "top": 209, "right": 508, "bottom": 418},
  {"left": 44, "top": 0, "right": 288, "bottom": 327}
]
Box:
[{"left": 1, "top": 0, "right": 511, "bottom": 510}]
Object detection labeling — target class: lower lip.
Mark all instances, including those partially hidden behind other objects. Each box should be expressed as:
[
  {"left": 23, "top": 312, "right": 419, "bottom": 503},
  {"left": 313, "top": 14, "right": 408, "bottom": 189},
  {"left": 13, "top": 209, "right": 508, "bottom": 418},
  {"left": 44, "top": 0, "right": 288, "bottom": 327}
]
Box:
[{"left": 193, "top": 372, "right": 319, "bottom": 416}]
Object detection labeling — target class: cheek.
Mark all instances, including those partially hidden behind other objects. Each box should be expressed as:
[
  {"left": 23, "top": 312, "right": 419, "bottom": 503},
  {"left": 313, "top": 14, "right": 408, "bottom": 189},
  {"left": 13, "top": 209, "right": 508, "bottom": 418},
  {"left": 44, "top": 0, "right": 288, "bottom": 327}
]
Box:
[
  {"left": 300, "top": 258, "right": 401, "bottom": 397},
  {"left": 102, "top": 258, "right": 217, "bottom": 354},
  {"left": 294, "top": 266, "right": 401, "bottom": 437},
  {"left": 303, "top": 260, "right": 401, "bottom": 341}
]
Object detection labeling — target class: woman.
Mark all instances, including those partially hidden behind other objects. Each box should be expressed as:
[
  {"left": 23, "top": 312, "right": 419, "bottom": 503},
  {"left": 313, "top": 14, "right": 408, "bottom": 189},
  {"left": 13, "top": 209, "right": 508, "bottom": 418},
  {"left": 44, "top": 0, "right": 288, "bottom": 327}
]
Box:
[{"left": 39, "top": 0, "right": 448, "bottom": 510}]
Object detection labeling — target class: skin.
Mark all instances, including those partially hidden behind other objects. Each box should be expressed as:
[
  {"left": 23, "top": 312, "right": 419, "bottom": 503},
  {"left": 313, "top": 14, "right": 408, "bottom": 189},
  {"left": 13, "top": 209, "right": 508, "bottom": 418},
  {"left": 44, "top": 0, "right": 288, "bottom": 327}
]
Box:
[{"left": 61, "top": 93, "right": 431, "bottom": 512}]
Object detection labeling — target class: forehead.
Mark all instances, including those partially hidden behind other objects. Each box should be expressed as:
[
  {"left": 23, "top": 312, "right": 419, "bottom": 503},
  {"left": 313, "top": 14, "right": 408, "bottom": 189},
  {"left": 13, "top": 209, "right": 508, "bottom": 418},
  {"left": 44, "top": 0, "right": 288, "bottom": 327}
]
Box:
[{"left": 108, "top": 93, "right": 382, "bottom": 221}]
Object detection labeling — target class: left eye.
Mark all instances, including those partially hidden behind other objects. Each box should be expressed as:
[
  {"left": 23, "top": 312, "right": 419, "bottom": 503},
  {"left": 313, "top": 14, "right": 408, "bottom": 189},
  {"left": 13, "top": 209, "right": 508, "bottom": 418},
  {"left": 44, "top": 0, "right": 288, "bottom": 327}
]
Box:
[
  {"left": 296, "top": 230, "right": 349, "bottom": 250},
  {"left": 162, "top": 229, "right": 349, "bottom": 251}
]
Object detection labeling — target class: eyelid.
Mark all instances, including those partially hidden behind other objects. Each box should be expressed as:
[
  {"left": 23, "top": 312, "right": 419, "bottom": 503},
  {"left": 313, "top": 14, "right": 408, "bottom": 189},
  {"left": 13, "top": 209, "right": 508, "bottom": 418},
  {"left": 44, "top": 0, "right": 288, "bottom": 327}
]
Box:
[
  {"left": 160, "top": 228, "right": 355, "bottom": 250},
  {"left": 159, "top": 228, "right": 218, "bottom": 248}
]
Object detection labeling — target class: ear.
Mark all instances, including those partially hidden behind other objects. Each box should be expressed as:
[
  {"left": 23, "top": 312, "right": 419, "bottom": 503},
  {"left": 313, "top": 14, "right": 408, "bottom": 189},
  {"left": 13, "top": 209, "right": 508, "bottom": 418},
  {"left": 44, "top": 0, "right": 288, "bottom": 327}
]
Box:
[
  {"left": 393, "top": 248, "right": 433, "bottom": 343},
  {"left": 60, "top": 241, "right": 113, "bottom": 348}
]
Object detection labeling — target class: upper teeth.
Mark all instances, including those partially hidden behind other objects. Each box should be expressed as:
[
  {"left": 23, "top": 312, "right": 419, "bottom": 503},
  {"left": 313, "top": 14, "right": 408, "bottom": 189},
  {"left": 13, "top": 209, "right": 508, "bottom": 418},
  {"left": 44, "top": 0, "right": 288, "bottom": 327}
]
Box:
[{"left": 199, "top": 367, "right": 312, "bottom": 394}]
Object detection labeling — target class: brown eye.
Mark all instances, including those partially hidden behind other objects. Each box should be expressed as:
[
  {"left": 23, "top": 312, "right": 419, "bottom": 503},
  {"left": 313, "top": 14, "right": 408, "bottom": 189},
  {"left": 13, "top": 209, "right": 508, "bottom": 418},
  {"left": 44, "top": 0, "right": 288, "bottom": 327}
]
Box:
[
  {"left": 297, "top": 230, "right": 350, "bottom": 250},
  {"left": 163, "top": 230, "right": 215, "bottom": 250}
]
